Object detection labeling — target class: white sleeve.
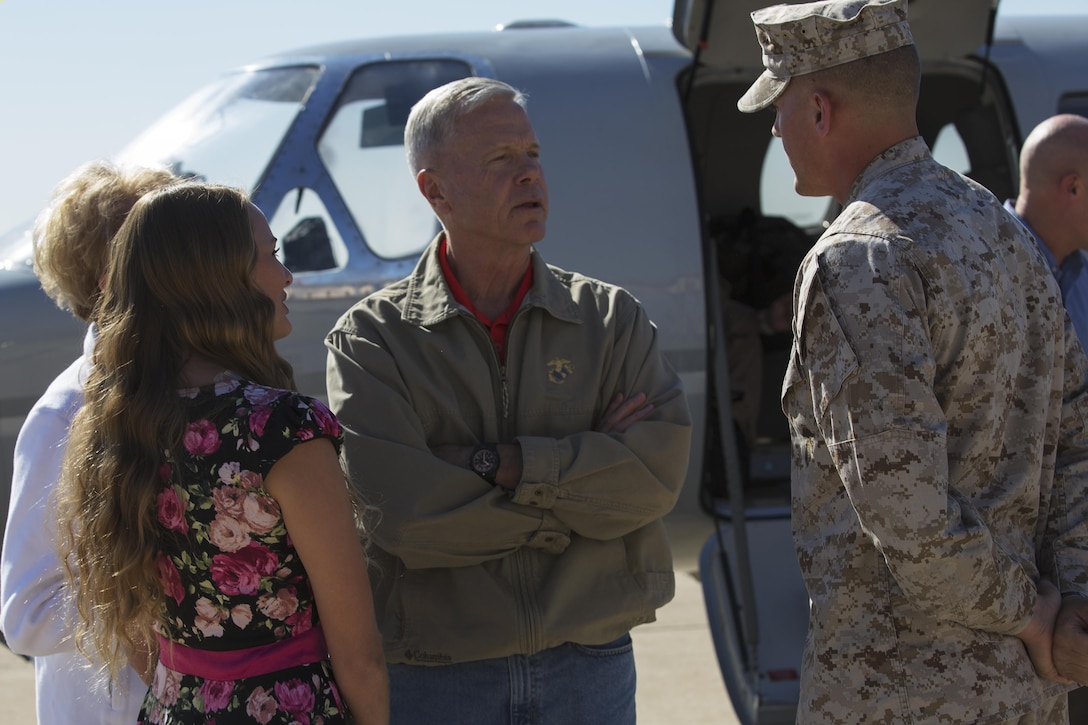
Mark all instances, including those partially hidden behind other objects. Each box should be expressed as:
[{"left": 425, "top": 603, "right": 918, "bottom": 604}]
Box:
[{"left": 1, "top": 383, "right": 79, "bottom": 657}]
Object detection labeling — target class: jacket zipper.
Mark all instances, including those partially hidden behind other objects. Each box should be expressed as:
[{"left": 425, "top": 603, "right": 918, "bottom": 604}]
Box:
[
  {"left": 502, "top": 307, "right": 542, "bottom": 654},
  {"left": 465, "top": 305, "right": 543, "bottom": 653}
]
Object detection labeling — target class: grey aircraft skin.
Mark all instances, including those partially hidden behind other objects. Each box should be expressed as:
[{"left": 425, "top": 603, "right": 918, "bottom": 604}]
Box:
[{"left": 2, "top": 1, "right": 1087, "bottom": 721}]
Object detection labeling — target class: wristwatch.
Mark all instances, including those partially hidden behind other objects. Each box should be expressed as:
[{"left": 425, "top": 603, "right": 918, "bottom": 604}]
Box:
[{"left": 470, "top": 443, "right": 500, "bottom": 484}]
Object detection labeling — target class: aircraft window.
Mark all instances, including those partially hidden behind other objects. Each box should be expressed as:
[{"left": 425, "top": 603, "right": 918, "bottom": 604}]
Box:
[
  {"left": 1058, "top": 93, "right": 1088, "bottom": 118},
  {"left": 116, "top": 67, "right": 320, "bottom": 192},
  {"left": 759, "top": 137, "right": 832, "bottom": 227},
  {"left": 266, "top": 188, "right": 348, "bottom": 273},
  {"left": 931, "top": 124, "right": 971, "bottom": 175},
  {"left": 319, "top": 60, "right": 471, "bottom": 260}
]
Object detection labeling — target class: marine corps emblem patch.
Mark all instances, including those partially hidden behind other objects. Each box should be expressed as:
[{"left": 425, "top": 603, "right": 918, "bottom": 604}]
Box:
[{"left": 547, "top": 358, "right": 574, "bottom": 384}]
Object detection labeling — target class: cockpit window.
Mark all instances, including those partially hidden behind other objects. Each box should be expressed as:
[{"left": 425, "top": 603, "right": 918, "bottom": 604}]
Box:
[
  {"left": 266, "top": 188, "right": 349, "bottom": 272},
  {"left": 318, "top": 60, "right": 471, "bottom": 260},
  {"left": 116, "top": 66, "right": 320, "bottom": 192}
]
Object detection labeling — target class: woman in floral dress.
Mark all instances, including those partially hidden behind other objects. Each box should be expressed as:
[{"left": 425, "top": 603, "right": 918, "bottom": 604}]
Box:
[{"left": 57, "top": 183, "right": 389, "bottom": 724}]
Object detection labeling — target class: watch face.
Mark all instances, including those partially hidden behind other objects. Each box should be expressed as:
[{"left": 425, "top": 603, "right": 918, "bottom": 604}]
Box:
[{"left": 472, "top": 446, "right": 499, "bottom": 478}]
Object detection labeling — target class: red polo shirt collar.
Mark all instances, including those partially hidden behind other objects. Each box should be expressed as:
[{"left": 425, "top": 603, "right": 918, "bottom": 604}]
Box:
[{"left": 439, "top": 237, "right": 533, "bottom": 363}]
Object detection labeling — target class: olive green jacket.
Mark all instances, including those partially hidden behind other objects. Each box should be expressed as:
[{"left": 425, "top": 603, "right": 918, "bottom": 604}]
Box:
[{"left": 325, "top": 237, "right": 692, "bottom": 665}]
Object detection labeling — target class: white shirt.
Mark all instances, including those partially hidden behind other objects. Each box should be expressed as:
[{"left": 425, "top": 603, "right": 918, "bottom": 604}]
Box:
[{"left": 0, "top": 327, "right": 146, "bottom": 724}]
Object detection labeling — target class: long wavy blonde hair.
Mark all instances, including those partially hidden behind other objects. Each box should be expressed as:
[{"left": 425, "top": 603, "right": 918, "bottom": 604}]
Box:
[{"left": 57, "top": 183, "right": 295, "bottom": 681}]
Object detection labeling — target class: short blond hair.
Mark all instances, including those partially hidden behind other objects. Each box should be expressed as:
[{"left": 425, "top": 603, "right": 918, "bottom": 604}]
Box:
[{"left": 32, "top": 161, "right": 176, "bottom": 321}]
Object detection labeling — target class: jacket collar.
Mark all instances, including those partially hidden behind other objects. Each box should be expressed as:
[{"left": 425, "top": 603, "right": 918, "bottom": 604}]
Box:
[
  {"left": 402, "top": 233, "right": 583, "bottom": 328},
  {"left": 845, "top": 135, "right": 931, "bottom": 206}
]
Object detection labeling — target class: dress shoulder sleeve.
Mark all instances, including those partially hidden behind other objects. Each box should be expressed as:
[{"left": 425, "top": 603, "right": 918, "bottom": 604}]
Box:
[{"left": 257, "top": 388, "right": 344, "bottom": 458}]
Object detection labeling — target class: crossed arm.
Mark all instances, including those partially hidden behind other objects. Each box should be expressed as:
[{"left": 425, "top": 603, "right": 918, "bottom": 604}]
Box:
[
  {"left": 432, "top": 391, "right": 655, "bottom": 489},
  {"left": 325, "top": 301, "right": 692, "bottom": 569}
]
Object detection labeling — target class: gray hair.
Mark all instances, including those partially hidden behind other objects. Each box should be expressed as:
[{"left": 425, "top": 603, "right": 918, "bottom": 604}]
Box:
[{"left": 405, "top": 77, "right": 527, "bottom": 175}]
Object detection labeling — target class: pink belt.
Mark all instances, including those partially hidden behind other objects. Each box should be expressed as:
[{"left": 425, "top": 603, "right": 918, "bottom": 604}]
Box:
[{"left": 157, "top": 625, "right": 328, "bottom": 680}]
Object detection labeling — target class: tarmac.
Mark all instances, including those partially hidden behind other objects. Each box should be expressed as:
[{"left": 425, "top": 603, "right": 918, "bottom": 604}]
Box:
[{"left": 0, "top": 511, "right": 742, "bottom": 724}]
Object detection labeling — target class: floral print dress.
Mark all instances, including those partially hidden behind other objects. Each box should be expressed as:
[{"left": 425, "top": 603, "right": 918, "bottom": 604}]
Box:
[{"left": 139, "top": 374, "right": 348, "bottom": 725}]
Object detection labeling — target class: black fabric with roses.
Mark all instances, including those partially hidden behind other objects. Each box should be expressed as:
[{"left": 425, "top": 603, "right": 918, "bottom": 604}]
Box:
[{"left": 138, "top": 375, "right": 348, "bottom": 725}]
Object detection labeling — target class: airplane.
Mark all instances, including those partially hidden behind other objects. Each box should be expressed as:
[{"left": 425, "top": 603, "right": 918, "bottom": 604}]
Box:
[{"left": 1, "top": 1, "right": 1086, "bottom": 721}]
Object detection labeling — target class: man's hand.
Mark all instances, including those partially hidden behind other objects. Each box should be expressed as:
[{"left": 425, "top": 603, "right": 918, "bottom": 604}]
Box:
[
  {"left": 1054, "top": 594, "right": 1088, "bottom": 685},
  {"left": 598, "top": 392, "right": 653, "bottom": 434},
  {"left": 1016, "top": 579, "right": 1074, "bottom": 684}
]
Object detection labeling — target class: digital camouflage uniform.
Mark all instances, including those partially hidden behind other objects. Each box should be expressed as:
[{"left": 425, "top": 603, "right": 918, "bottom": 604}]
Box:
[
  {"left": 738, "top": 0, "right": 915, "bottom": 114},
  {"left": 782, "top": 136, "right": 1088, "bottom": 724}
]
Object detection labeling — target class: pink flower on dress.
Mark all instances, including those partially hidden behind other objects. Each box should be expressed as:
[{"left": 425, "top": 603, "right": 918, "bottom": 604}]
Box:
[
  {"left": 183, "top": 419, "right": 221, "bottom": 456},
  {"left": 200, "top": 678, "right": 234, "bottom": 713},
  {"left": 194, "top": 597, "right": 226, "bottom": 638},
  {"left": 310, "top": 400, "right": 341, "bottom": 438},
  {"left": 209, "top": 542, "right": 278, "bottom": 596},
  {"left": 156, "top": 554, "right": 185, "bottom": 604},
  {"left": 239, "top": 470, "right": 263, "bottom": 490},
  {"left": 249, "top": 405, "right": 272, "bottom": 437},
  {"left": 257, "top": 587, "right": 299, "bottom": 621},
  {"left": 152, "top": 663, "right": 182, "bottom": 707},
  {"left": 245, "top": 686, "right": 278, "bottom": 724},
  {"left": 243, "top": 494, "right": 280, "bottom": 534},
  {"left": 209, "top": 515, "right": 251, "bottom": 553},
  {"left": 286, "top": 605, "right": 314, "bottom": 635},
  {"left": 212, "top": 485, "right": 247, "bottom": 518},
  {"left": 274, "top": 678, "right": 316, "bottom": 721},
  {"left": 156, "top": 486, "right": 189, "bottom": 534},
  {"left": 231, "top": 603, "right": 253, "bottom": 629}
]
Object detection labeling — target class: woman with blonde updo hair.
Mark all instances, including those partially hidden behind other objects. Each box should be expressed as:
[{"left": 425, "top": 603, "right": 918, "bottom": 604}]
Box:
[
  {"left": 57, "top": 183, "right": 388, "bottom": 724},
  {"left": 32, "top": 161, "right": 177, "bottom": 322},
  {"left": 0, "top": 161, "right": 176, "bottom": 725}
]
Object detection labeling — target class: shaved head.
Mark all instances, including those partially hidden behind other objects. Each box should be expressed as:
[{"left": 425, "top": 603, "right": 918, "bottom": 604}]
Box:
[
  {"left": 1019, "top": 114, "right": 1088, "bottom": 193},
  {"left": 1015, "top": 114, "right": 1088, "bottom": 263}
]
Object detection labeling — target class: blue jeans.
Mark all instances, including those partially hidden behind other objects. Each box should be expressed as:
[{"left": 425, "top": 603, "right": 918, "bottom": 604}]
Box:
[{"left": 388, "top": 634, "right": 637, "bottom": 725}]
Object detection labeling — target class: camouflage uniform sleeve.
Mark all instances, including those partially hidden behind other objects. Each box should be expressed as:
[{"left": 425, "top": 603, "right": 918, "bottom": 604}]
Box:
[
  {"left": 1043, "top": 312, "right": 1088, "bottom": 596},
  {"left": 796, "top": 235, "right": 1035, "bottom": 634}
]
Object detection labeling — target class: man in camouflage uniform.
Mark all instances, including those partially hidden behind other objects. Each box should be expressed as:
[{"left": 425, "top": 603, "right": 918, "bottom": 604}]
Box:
[{"left": 738, "top": 1, "right": 1088, "bottom": 722}]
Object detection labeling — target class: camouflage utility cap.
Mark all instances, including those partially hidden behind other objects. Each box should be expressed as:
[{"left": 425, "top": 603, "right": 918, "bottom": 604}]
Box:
[{"left": 738, "top": 0, "right": 914, "bottom": 113}]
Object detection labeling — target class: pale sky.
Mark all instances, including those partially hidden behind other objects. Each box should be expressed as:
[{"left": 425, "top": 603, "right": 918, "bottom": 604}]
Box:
[{"left": 0, "top": 0, "right": 1075, "bottom": 233}]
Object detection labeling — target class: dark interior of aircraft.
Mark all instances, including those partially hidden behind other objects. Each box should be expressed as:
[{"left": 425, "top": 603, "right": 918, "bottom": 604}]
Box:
[{"left": 679, "top": 60, "right": 1020, "bottom": 512}]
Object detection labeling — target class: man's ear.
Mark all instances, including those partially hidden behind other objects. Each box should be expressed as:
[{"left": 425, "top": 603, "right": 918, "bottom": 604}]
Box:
[
  {"left": 813, "top": 89, "right": 832, "bottom": 137},
  {"left": 1060, "top": 171, "right": 1081, "bottom": 200},
  {"left": 418, "top": 169, "right": 447, "bottom": 213}
]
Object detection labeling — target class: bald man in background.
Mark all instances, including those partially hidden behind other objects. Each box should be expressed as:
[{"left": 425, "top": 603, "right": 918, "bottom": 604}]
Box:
[
  {"left": 1005, "top": 114, "right": 1088, "bottom": 348},
  {"left": 1004, "top": 111, "right": 1088, "bottom": 725}
]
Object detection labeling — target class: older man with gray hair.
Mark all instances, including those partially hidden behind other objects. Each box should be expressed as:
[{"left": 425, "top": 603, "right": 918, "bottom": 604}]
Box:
[
  {"left": 325, "top": 77, "right": 692, "bottom": 724},
  {"left": 739, "top": 1, "right": 1088, "bottom": 722}
]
